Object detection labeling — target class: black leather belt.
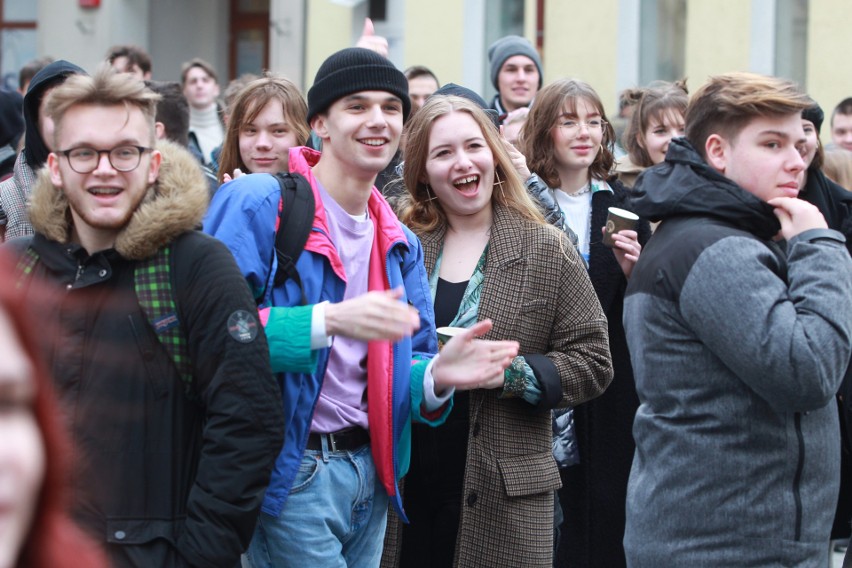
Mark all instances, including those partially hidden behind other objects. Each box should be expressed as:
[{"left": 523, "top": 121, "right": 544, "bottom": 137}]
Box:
[{"left": 306, "top": 427, "right": 370, "bottom": 452}]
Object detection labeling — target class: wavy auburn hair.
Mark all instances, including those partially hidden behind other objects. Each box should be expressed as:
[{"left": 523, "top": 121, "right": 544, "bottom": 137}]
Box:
[
  {"left": 398, "top": 95, "right": 546, "bottom": 233},
  {"left": 0, "top": 252, "right": 107, "bottom": 568}
]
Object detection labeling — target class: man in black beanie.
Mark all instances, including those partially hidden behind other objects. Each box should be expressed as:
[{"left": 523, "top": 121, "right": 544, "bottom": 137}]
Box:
[
  {"left": 205, "top": 46, "right": 516, "bottom": 568},
  {"left": 0, "top": 59, "right": 85, "bottom": 241},
  {"left": 487, "top": 35, "right": 543, "bottom": 123}
]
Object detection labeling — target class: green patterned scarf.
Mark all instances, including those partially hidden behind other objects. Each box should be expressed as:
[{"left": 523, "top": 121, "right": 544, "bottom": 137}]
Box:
[{"left": 429, "top": 243, "right": 489, "bottom": 329}]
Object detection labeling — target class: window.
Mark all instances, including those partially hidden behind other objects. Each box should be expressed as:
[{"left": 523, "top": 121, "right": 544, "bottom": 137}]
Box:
[
  {"left": 369, "top": 0, "right": 387, "bottom": 22},
  {"left": 230, "top": 0, "right": 269, "bottom": 79},
  {"left": 775, "top": 0, "right": 807, "bottom": 87},
  {"left": 482, "top": 0, "right": 526, "bottom": 99},
  {"left": 0, "top": 0, "right": 38, "bottom": 90},
  {"left": 639, "top": 0, "right": 686, "bottom": 84}
]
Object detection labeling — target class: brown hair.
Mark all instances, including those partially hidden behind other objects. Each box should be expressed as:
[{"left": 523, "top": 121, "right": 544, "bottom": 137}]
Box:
[
  {"left": 518, "top": 78, "right": 616, "bottom": 188},
  {"left": 106, "top": 45, "right": 152, "bottom": 76},
  {"left": 398, "top": 95, "right": 546, "bottom": 233},
  {"left": 180, "top": 57, "right": 218, "bottom": 86},
  {"left": 685, "top": 72, "right": 810, "bottom": 160},
  {"left": 831, "top": 97, "right": 852, "bottom": 128},
  {"left": 623, "top": 79, "right": 688, "bottom": 167},
  {"left": 46, "top": 65, "right": 161, "bottom": 147},
  {"left": 823, "top": 147, "right": 852, "bottom": 190},
  {"left": 217, "top": 74, "right": 309, "bottom": 183},
  {"left": 404, "top": 65, "right": 439, "bottom": 84}
]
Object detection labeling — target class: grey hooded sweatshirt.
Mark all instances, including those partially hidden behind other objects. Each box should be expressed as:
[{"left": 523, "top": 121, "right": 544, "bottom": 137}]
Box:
[{"left": 622, "top": 138, "right": 852, "bottom": 567}]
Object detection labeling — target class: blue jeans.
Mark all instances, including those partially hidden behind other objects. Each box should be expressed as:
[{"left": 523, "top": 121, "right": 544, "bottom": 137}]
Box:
[{"left": 244, "top": 443, "right": 389, "bottom": 568}]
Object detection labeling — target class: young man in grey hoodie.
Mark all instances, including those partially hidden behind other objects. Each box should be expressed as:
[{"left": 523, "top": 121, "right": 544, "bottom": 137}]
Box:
[{"left": 623, "top": 72, "right": 852, "bottom": 566}]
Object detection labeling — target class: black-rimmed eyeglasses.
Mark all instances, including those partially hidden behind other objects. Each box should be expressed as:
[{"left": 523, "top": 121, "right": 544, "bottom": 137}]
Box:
[{"left": 58, "top": 145, "right": 153, "bottom": 174}]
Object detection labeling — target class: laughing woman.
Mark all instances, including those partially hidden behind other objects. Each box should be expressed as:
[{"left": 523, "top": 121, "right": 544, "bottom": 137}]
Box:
[
  {"left": 519, "top": 78, "right": 651, "bottom": 568},
  {"left": 386, "top": 95, "right": 613, "bottom": 568}
]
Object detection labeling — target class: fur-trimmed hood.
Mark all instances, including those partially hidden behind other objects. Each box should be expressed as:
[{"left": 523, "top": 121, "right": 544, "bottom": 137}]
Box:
[{"left": 29, "top": 139, "right": 209, "bottom": 259}]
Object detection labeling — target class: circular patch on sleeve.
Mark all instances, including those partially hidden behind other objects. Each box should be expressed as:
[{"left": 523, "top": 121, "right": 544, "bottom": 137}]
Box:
[{"left": 227, "top": 310, "right": 259, "bottom": 343}]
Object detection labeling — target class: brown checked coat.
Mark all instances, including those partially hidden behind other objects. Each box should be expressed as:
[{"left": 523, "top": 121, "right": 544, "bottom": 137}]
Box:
[{"left": 384, "top": 204, "right": 613, "bottom": 568}]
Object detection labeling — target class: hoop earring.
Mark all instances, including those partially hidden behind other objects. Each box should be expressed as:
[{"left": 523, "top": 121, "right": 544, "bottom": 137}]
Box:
[
  {"left": 494, "top": 169, "right": 507, "bottom": 200},
  {"left": 423, "top": 183, "right": 437, "bottom": 202}
]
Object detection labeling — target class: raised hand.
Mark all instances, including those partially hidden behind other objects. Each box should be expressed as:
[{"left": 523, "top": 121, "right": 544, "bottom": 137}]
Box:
[
  {"left": 432, "top": 320, "right": 519, "bottom": 392},
  {"left": 354, "top": 18, "right": 389, "bottom": 58},
  {"left": 324, "top": 287, "right": 420, "bottom": 341},
  {"left": 605, "top": 227, "right": 642, "bottom": 278},
  {"left": 768, "top": 196, "right": 828, "bottom": 240}
]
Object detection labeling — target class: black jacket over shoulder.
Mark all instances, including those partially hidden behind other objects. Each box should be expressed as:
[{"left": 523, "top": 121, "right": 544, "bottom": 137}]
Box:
[
  {"left": 556, "top": 177, "right": 652, "bottom": 568},
  {"left": 14, "top": 141, "right": 284, "bottom": 568}
]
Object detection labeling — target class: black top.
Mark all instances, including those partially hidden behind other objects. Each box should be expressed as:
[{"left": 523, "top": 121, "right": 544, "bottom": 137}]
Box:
[{"left": 434, "top": 277, "right": 468, "bottom": 328}]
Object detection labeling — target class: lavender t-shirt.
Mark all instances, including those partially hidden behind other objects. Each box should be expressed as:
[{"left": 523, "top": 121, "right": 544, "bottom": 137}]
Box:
[{"left": 310, "top": 180, "right": 373, "bottom": 433}]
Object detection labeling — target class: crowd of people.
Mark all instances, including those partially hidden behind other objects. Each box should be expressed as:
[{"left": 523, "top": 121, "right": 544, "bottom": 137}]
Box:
[{"left": 1, "top": 22, "right": 852, "bottom": 568}]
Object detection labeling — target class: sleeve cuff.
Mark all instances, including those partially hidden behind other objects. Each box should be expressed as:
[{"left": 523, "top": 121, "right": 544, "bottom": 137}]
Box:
[
  {"left": 310, "top": 301, "right": 333, "bottom": 349},
  {"left": 422, "top": 356, "right": 454, "bottom": 411},
  {"left": 788, "top": 227, "right": 847, "bottom": 247},
  {"left": 524, "top": 353, "right": 562, "bottom": 410}
]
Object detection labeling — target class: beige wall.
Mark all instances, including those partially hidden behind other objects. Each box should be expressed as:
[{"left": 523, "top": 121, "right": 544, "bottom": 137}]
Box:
[
  {"left": 403, "top": 0, "right": 466, "bottom": 85},
  {"left": 542, "top": 0, "right": 620, "bottom": 113},
  {"left": 684, "top": 0, "right": 752, "bottom": 88},
  {"left": 807, "top": 0, "right": 852, "bottom": 138},
  {"left": 38, "top": 2, "right": 149, "bottom": 74},
  {"left": 305, "top": 0, "right": 356, "bottom": 89},
  {"left": 38, "top": 0, "right": 229, "bottom": 84}
]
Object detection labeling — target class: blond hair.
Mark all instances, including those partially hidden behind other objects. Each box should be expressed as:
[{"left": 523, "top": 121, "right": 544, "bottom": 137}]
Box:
[
  {"left": 823, "top": 147, "right": 852, "bottom": 191},
  {"left": 398, "top": 95, "right": 546, "bottom": 233},
  {"left": 46, "top": 65, "right": 160, "bottom": 147},
  {"left": 685, "top": 72, "right": 810, "bottom": 159}
]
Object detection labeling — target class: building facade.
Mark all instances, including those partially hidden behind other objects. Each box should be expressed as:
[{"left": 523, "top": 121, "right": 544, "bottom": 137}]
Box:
[{"left": 7, "top": 0, "right": 851, "bottom": 138}]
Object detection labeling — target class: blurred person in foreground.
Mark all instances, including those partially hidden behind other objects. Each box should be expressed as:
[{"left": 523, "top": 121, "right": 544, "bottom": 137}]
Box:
[{"left": 0, "top": 254, "right": 107, "bottom": 568}]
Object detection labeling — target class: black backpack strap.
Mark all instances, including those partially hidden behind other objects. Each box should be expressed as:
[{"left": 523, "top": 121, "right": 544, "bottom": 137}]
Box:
[{"left": 273, "top": 172, "right": 315, "bottom": 305}]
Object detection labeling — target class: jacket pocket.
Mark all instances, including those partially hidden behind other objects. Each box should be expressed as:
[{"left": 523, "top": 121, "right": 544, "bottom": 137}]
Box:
[
  {"left": 107, "top": 517, "right": 182, "bottom": 545},
  {"left": 497, "top": 451, "right": 561, "bottom": 498},
  {"left": 128, "top": 312, "right": 169, "bottom": 398},
  {"left": 521, "top": 298, "right": 549, "bottom": 313},
  {"left": 106, "top": 518, "right": 188, "bottom": 567}
]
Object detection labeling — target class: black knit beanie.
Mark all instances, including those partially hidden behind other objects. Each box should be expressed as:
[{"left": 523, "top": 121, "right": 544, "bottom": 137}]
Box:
[
  {"left": 433, "top": 83, "right": 500, "bottom": 128},
  {"left": 803, "top": 103, "right": 824, "bottom": 135},
  {"left": 307, "top": 48, "right": 410, "bottom": 124}
]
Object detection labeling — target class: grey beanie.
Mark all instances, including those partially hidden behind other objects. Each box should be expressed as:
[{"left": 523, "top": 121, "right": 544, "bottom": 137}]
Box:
[{"left": 487, "top": 35, "right": 543, "bottom": 90}]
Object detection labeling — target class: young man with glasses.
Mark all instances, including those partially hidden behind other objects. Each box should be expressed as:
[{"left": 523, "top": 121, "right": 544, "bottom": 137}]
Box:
[{"left": 9, "top": 67, "right": 284, "bottom": 568}]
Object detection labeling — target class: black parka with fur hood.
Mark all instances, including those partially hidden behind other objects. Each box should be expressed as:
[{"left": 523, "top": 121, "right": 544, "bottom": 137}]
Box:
[{"left": 15, "top": 140, "right": 284, "bottom": 568}]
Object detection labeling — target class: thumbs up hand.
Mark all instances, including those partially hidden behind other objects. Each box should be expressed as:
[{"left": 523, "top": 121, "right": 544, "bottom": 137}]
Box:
[{"left": 355, "top": 18, "right": 389, "bottom": 58}]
